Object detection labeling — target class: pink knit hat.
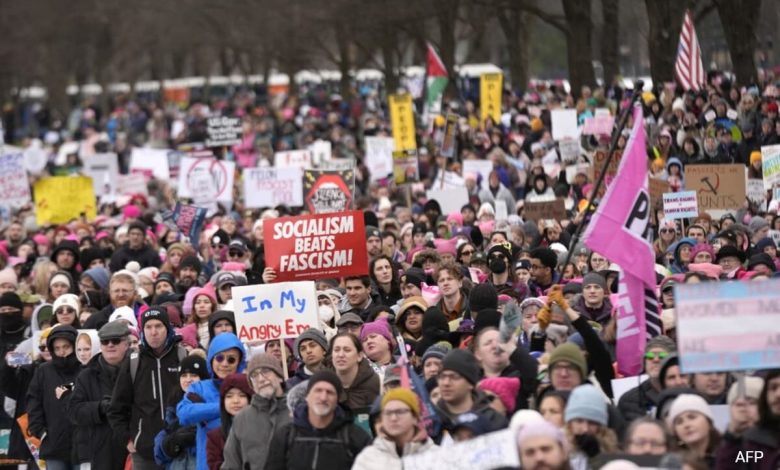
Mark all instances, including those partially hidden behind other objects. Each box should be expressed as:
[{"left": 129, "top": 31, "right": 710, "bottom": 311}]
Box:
[
  {"left": 176, "top": 326, "right": 198, "bottom": 349},
  {"left": 446, "top": 212, "right": 464, "bottom": 227},
  {"left": 33, "top": 234, "right": 50, "bottom": 246},
  {"left": 359, "top": 318, "right": 394, "bottom": 348},
  {"left": 479, "top": 377, "right": 521, "bottom": 414},
  {"left": 689, "top": 243, "right": 714, "bottom": 261}
]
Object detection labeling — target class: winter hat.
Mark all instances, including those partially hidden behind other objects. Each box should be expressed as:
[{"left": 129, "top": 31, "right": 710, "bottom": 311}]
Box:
[
  {"left": 35, "top": 305, "right": 53, "bottom": 329},
  {"left": 582, "top": 272, "right": 607, "bottom": 291},
  {"left": 247, "top": 352, "right": 284, "bottom": 380},
  {"left": 307, "top": 370, "right": 343, "bottom": 396},
  {"left": 381, "top": 388, "right": 421, "bottom": 417},
  {"left": 0, "top": 268, "right": 18, "bottom": 288},
  {"left": 690, "top": 243, "right": 714, "bottom": 260},
  {"left": 487, "top": 242, "right": 513, "bottom": 262},
  {"left": 109, "top": 306, "right": 138, "bottom": 328},
  {"left": 756, "top": 238, "right": 777, "bottom": 253},
  {"left": 446, "top": 212, "right": 464, "bottom": 227},
  {"left": 666, "top": 394, "right": 714, "bottom": 428},
  {"left": 294, "top": 328, "right": 328, "bottom": 359},
  {"left": 50, "top": 240, "right": 80, "bottom": 264},
  {"left": 748, "top": 253, "right": 776, "bottom": 272},
  {"left": 517, "top": 419, "right": 567, "bottom": 451},
  {"left": 176, "top": 326, "right": 198, "bottom": 349},
  {"left": 180, "top": 255, "right": 202, "bottom": 273},
  {"left": 645, "top": 335, "right": 677, "bottom": 353},
  {"left": 441, "top": 349, "right": 480, "bottom": 385},
  {"left": 749, "top": 216, "right": 770, "bottom": 233},
  {"left": 726, "top": 377, "right": 764, "bottom": 405},
  {"left": 141, "top": 306, "right": 171, "bottom": 332},
  {"left": 49, "top": 272, "right": 72, "bottom": 288},
  {"left": 479, "top": 377, "right": 521, "bottom": 414},
  {"left": 79, "top": 247, "right": 105, "bottom": 271},
  {"left": 0, "top": 292, "right": 23, "bottom": 311},
  {"left": 469, "top": 283, "right": 499, "bottom": 313},
  {"left": 450, "top": 412, "right": 492, "bottom": 436},
  {"left": 208, "top": 310, "right": 236, "bottom": 338},
  {"left": 53, "top": 293, "right": 80, "bottom": 316},
  {"left": 155, "top": 272, "right": 176, "bottom": 291},
  {"left": 359, "top": 318, "right": 394, "bottom": 347},
  {"left": 193, "top": 285, "right": 217, "bottom": 306},
  {"left": 98, "top": 320, "right": 130, "bottom": 341},
  {"left": 83, "top": 267, "right": 111, "bottom": 291},
  {"left": 750, "top": 151, "right": 762, "bottom": 165},
  {"left": 46, "top": 324, "right": 78, "bottom": 351},
  {"left": 220, "top": 372, "right": 253, "bottom": 400},
  {"left": 716, "top": 245, "right": 747, "bottom": 263},
  {"left": 549, "top": 343, "right": 588, "bottom": 379},
  {"left": 365, "top": 226, "right": 381, "bottom": 241},
  {"left": 565, "top": 384, "right": 608, "bottom": 426},
  {"left": 474, "top": 309, "right": 501, "bottom": 335},
  {"left": 422, "top": 342, "right": 452, "bottom": 365},
  {"left": 397, "top": 296, "right": 428, "bottom": 324},
  {"left": 400, "top": 268, "right": 427, "bottom": 289},
  {"left": 180, "top": 354, "right": 209, "bottom": 380},
  {"left": 562, "top": 282, "right": 583, "bottom": 295}
]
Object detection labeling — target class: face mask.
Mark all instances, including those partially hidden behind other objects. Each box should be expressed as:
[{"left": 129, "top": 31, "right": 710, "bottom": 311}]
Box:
[
  {"left": 318, "top": 305, "right": 334, "bottom": 323},
  {"left": 489, "top": 258, "right": 507, "bottom": 274}
]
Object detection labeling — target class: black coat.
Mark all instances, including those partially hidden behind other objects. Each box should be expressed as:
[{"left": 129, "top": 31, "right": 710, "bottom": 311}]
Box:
[
  {"left": 26, "top": 354, "right": 82, "bottom": 461},
  {"left": 617, "top": 379, "right": 661, "bottom": 423},
  {"left": 68, "top": 353, "right": 128, "bottom": 468},
  {"left": 109, "top": 243, "right": 162, "bottom": 272},
  {"left": 0, "top": 359, "right": 40, "bottom": 461}
]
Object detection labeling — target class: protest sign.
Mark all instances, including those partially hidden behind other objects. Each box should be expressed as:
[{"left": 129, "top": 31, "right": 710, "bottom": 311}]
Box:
[
  {"left": 389, "top": 93, "right": 417, "bottom": 152},
  {"left": 117, "top": 173, "right": 148, "bottom": 196},
  {"left": 364, "top": 136, "right": 394, "bottom": 181},
  {"left": 233, "top": 281, "right": 318, "bottom": 342},
  {"left": 34, "top": 176, "right": 96, "bottom": 225},
  {"left": 206, "top": 116, "right": 242, "bottom": 147},
  {"left": 747, "top": 178, "right": 767, "bottom": 211},
  {"left": 495, "top": 199, "right": 508, "bottom": 221},
  {"left": 243, "top": 167, "right": 303, "bottom": 208},
  {"left": 649, "top": 177, "right": 670, "bottom": 209},
  {"left": 684, "top": 164, "right": 746, "bottom": 211},
  {"left": 177, "top": 156, "right": 235, "bottom": 204},
  {"left": 274, "top": 150, "right": 312, "bottom": 169},
  {"left": 551, "top": 109, "right": 578, "bottom": 140},
  {"left": 761, "top": 144, "right": 780, "bottom": 189},
  {"left": 22, "top": 144, "right": 48, "bottom": 175},
  {"left": 263, "top": 211, "right": 368, "bottom": 282},
  {"left": 0, "top": 152, "right": 32, "bottom": 209},
  {"left": 591, "top": 149, "right": 623, "bottom": 197},
  {"left": 439, "top": 113, "right": 458, "bottom": 158},
  {"left": 317, "top": 158, "right": 355, "bottom": 171},
  {"left": 675, "top": 279, "right": 780, "bottom": 373},
  {"left": 402, "top": 429, "right": 519, "bottom": 470},
  {"left": 308, "top": 139, "right": 332, "bottom": 165},
  {"left": 431, "top": 170, "right": 465, "bottom": 190},
  {"left": 303, "top": 169, "right": 355, "bottom": 213},
  {"left": 129, "top": 147, "right": 171, "bottom": 180},
  {"left": 462, "top": 159, "right": 494, "bottom": 187},
  {"left": 524, "top": 199, "right": 567, "bottom": 222},
  {"left": 558, "top": 138, "right": 580, "bottom": 164},
  {"left": 582, "top": 114, "right": 615, "bottom": 135},
  {"left": 393, "top": 151, "right": 419, "bottom": 185},
  {"left": 775, "top": 187, "right": 780, "bottom": 202},
  {"left": 162, "top": 203, "right": 207, "bottom": 246},
  {"left": 81, "top": 153, "right": 119, "bottom": 199},
  {"left": 479, "top": 73, "right": 503, "bottom": 125},
  {"left": 612, "top": 375, "right": 648, "bottom": 403},
  {"left": 663, "top": 191, "right": 699, "bottom": 220},
  {"left": 425, "top": 187, "right": 469, "bottom": 215},
  {"left": 564, "top": 163, "right": 590, "bottom": 184}
]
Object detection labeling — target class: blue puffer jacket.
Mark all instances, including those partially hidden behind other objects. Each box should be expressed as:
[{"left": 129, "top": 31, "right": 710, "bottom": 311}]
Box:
[{"left": 176, "top": 333, "right": 246, "bottom": 470}]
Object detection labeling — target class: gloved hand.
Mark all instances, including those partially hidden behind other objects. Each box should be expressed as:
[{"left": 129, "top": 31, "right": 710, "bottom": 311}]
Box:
[
  {"left": 162, "top": 426, "right": 197, "bottom": 457},
  {"left": 99, "top": 396, "right": 112, "bottom": 418},
  {"left": 537, "top": 305, "right": 552, "bottom": 330},
  {"left": 574, "top": 433, "right": 601, "bottom": 458},
  {"left": 547, "top": 285, "right": 569, "bottom": 311}
]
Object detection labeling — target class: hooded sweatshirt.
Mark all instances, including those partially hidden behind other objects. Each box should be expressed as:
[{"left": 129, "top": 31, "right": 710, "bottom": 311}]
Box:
[
  {"left": 176, "top": 333, "right": 246, "bottom": 470},
  {"left": 669, "top": 237, "right": 697, "bottom": 274}
]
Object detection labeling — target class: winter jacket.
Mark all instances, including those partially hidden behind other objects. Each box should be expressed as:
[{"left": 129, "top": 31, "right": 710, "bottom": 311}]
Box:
[
  {"left": 352, "top": 434, "right": 437, "bottom": 470},
  {"left": 479, "top": 184, "right": 517, "bottom": 211},
  {"left": 716, "top": 426, "right": 780, "bottom": 470},
  {"left": 108, "top": 333, "right": 187, "bottom": 460},
  {"left": 337, "top": 359, "right": 380, "bottom": 412},
  {"left": 617, "top": 379, "right": 661, "bottom": 423},
  {"left": 176, "top": 333, "right": 246, "bottom": 470},
  {"left": 286, "top": 365, "right": 313, "bottom": 389},
  {"left": 206, "top": 427, "right": 224, "bottom": 470},
  {"left": 264, "top": 403, "right": 371, "bottom": 470},
  {"left": 67, "top": 353, "right": 128, "bottom": 469},
  {"left": 0, "top": 359, "right": 40, "bottom": 461},
  {"left": 109, "top": 243, "right": 162, "bottom": 272},
  {"left": 83, "top": 301, "right": 145, "bottom": 330},
  {"left": 434, "top": 389, "right": 508, "bottom": 434},
  {"left": 26, "top": 354, "right": 82, "bottom": 461},
  {"left": 571, "top": 294, "right": 614, "bottom": 327},
  {"left": 221, "top": 393, "right": 290, "bottom": 470},
  {"left": 153, "top": 404, "right": 197, "bottom": 470}
]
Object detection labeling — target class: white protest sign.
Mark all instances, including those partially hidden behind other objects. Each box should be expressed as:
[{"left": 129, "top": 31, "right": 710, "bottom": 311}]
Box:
[
  {"left": 130, "top": 147, "right": 171, "bottom": 180},
  {"left": 551, "top": 108, "right": 578, "bottom": 140},
  {"left": 761, "top": 144, "right": 780, "bottom": 190},
  {"left": 565, "top": 163, "right": 590, "bottom": 184},
  {"left": 190, "top": 170, "right": 219, "bottom": 214},
  {"left": 364, "top": 136, "right": 394, "bottom": 181},
  {"left": 317, "top": 159, "right": 355, "bottom": 171},
  {"left": 558, "top": 138, "right": 580, "bottom": 164},
  {"left": 117, "top": 173, "right": 149, "bottom": 196},
  {"left": 308, "top": 140, "right": 332, "bottom": 166},
  {"left": 232, "top": 281, "right": 318, "bottom": 342},
  {"left": 402, "top": 429, "right": 519, "bottom": 470},
  {"left": 0, "top": 152, "right": 32, "bottom": 209},
  {"left": 495, "top": 199, "right": 508, "bottom": 221},
  {"left": 663, "top": 191, "right": 699, "bottom": 220},
  {"left": 747, "top": 179, "right": 767, "bottom": 211},
  {"left": 274, "top": 150, "right": 312, "bottom": 169},
  {"left": 462, "top": 159, "right": 494, "bottom": 188},
  {"left": 582, "top": 115, "right": 615, "bottom": 135},
  {"left": 612, "top": 375, "right": 648, "bottom": 403},
  {"left": 675, "top": 279, "right": 780, "bottom": 373},
  {"left": 81, "top": 153, "right": 119, "bottom": 199},
  {"left": 23, "top": 143, "right": 48, "bottom": 175},
  {"left": 177, "top": 156, "right": 235, "bottom": 204},
  {"left": 206, "top": 116, "right": 242, "bottom": 147},
  {"left": 431, "top": 171, "right": 465, "bottom": 190},
  {"left": 243, "top": 167, "right": 304, "bottom": 208},
  {"left": 425, "top": 187, "right": 469, "bottom": 215}
]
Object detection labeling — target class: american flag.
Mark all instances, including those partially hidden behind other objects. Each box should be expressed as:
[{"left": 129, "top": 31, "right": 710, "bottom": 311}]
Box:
[{"left": 675, "top": 10, "right": 705, "bottom": 91}]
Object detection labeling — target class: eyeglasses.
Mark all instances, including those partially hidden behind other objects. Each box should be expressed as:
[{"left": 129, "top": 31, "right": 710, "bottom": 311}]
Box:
[
  {"left": 382, "top": 408, "right": 412, "bottom": 419},
  {"left": 215, "top": 354, "right": 239, "bottom": 365},
  {"left": 38, "top": 345, "right": 48, "bottom": 352},
  {"left": 644, "top": 351, "right": 670, "bottom": 360},
  {"left": 250, "top": 368, "right": 276, "bottom": 380},
  {"left": 228, "top": 250, "right": 243, "bottom": 258},
  {"left": 461, "top": 250, "right": 474, "bottom": 256},
  {"left": 111, "top": 289, "right": 133, "bottom": 296},
  {"left": 100, "top": 338, "right": 124, "bottom": 346},
  {"left": 57, "top": 307, "right": 76, "bottom": 314}
]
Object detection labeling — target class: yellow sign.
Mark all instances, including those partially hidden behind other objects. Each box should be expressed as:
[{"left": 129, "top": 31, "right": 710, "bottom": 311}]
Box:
[
  {"left": 34, "top": 176, "right": 97, "bottom": 225},
  {"left": 389, "top": 93, "right": 417, "bottom": 152},
  {"left": 480, "top": 73, "right": 503, "bottom": 126}
]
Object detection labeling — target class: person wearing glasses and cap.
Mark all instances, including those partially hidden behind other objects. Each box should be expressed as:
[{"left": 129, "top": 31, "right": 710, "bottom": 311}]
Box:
[
  {"left": 617, "top": 336, "right": 677, "bottom": 422},
  {"left": 176, "top": 332, "right": 246, "bottom": 470},
  {"left": 68, "top": 321, "right": 132, "bottom": 469}
]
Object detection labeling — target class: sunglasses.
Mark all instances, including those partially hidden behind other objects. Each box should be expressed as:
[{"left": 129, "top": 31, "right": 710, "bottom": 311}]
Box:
[
  {"left": 215, "top": 354, "right": 239, "bottom": 365},
  {"left": 100, "top": 338, "right": 124, "bottom": 346},
  {"left": 461, "top": 250, "right": 474, "bottom": 256},
  {"left": 660, "top": 228, "right": 675, "bottom": 233},
  {"left": 228, "top": 250, "right": 243, "bottom": 257},
  {"left": 644, "top": 351, "right": 669, "bottom": 360}
]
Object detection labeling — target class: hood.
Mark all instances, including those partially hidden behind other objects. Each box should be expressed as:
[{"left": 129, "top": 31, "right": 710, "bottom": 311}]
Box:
[
  {"left": 670, "top": 237, "right": 697, "bottom": 264},
  {"left": 665, "top": 156, "right": 683, "bottom": 173},
  {"left": 208, "top": 310, "right": 236, "bottom": 340},
  {"left": 206, "top": 332, "right": 246, "bottom": 376},
  {"left": 83, "top": 267, "right": 111, "bottom": 291}
]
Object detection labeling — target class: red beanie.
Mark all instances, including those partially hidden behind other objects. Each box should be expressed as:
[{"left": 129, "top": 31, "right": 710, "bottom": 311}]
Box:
[{"left": 478, "top": 377, "right": 521, "bottom": 414}]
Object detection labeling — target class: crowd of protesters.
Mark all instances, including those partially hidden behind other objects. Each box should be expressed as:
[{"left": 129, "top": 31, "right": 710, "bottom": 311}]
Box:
[{"left": 0, "top": 69, "right": 779, "bottom": 470}]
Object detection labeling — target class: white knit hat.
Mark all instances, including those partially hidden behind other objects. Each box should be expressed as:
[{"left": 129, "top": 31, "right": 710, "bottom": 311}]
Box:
[
  {"left": 53, "top": 293, "right": 81, "bottom": 316},
  {"left": 109, "top": 306, "right": 138, "bottom": 329},
  {"left": 727, "top": 377, "right": 764, "bottom": 405},
  {"left": 666, "top": 394, "right": 714, "bottom": 428}
]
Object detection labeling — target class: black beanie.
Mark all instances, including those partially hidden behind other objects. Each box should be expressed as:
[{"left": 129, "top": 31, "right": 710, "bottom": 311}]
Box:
[
  {"left": 468, "top": 283, "right": 498, "bottom": 314},
  {"left": 441, "top": 349, "right": 480, "bottom": 385},
  {"left": 179, "top": 255, "right": 202, "bottom": 273},
  {"left": 400, "top": 267, "right": 427, "bottom": 289},
  {"left": 0, "top": 292, "right": 24, "bottom": 311},
  {"left": 474, "top": 309, "right": 501, "bottom": 336},
  {"left": 307, "top": 370, "right": 344, "bottom": 396},
  {"left": 46, "top": 324, "right": 78, "bottom": 351},
  {"left": 180, "top": 354, "right": 209, "bottom": 380},
  {"left": 79, "top": 247, "right": 105, "bottom": 271},
  {"left": 141, "top": 306, "right": 171, "bottom": 332}
]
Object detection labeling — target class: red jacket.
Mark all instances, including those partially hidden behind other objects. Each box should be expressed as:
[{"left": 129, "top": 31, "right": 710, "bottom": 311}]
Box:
[{"left": 206, "top": 427, "right": 225, "bottom": 470}]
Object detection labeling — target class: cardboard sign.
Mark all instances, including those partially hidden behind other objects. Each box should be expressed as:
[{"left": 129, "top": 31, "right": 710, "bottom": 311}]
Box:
[
  {"left": 244, "top": 167, "right": 304, "bottom": 208},
  {"left": 663, "top": 191, "right": 699, "bottom": 220},
  {"left": 761, "top": 144, "right": 780, "bottom": 190},
  {"left": 747, "top": 178, "right": 767, "bottom": 211},
  {"left": 177, "top": 156, "right": 235, "bottom": 204},
  {"left": 425, "top": 187, "right": 469, "bottom": 216},
  {"left": 675, "top": 279, "right": 780, "bottom": 373},
  {"left": 479, "top": 73, "right": 503, "bottom": 126},
  {"left": 389, "top": 93, "right": 417, "bottom": 152},
  {"left": 34, "top": 176, "right": 96, "bottom": 225},
  {"left": 81, "top": 153, "right": 119, "bottom": 199},
  {"left": 439, "top": 113, "right": 458, "bottom": 158},
  {"left": 524, "top": 199, "right": 566, "bottom": 222},
  {"left": 364, "top": 136, "right": 394, "bottom": 181},
  {"left": 684, "top": 164, "right": 746, "bottom": 211},
  {"left": 649, "top": 177, "right": 670, "bottom": 209},
  {"left": 303, "top": 169, "right": 355, "bottom": 213},
  {"left": 233, "top": 281, "right": 318, "bottom": 342},
  {"left": 402, "top": 429, "right": 519, "bottom": 470},
  {"left": 551, "top": 109, "right": 579, "bottom": 140},
  {"left": 582, "top": 115, "right": 615, "bottom": 135},
  {"left": 592, "top": 149, "right": 623, "bottom": 197},
  {"left": 263, "top": 211, "right": 369, "bottom": 282},
  {"left": 206, "top": 116, "right": 242, "bottom": 147},
  {"left": 129, "top": 147, "right": 171, "bottom": 180},
  {"left": 0, "top": 152, "right": 32, "bottom": 209},
  {"left": 274, "top": 150, "right": 312, "bottom": 169}
]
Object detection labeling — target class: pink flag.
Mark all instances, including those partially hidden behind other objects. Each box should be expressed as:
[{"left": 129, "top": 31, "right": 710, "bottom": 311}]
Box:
[{"left": 583, "top": 106, "right": 662, "bottom": 376}]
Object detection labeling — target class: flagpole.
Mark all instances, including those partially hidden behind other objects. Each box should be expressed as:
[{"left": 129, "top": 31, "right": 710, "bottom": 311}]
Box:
[{"left": 561, "top": 81, "right": 645, "bottom": 277}]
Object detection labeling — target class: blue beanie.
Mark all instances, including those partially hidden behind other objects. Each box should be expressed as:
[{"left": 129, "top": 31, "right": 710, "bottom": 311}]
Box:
[{"left": 564, "top": 384, "right": 608, "bottom": 426}]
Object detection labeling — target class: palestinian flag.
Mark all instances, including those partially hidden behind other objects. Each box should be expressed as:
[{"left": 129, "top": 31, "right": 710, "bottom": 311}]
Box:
[{"left": 423, "top": 43, "right": 448, "bottom": 126}]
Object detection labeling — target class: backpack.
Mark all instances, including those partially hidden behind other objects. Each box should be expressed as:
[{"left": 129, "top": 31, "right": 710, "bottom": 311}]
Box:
[
  {"left": 284, "top": 424, "right": 354, "bottom": 464},
  {"left": 130, "top": 346, "right": 188, "bottom": 383}
]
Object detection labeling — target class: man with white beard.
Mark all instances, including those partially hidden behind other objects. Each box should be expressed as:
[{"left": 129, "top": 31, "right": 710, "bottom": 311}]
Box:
[
  {"left": 221, "top": 353, "right": 290, "bottom": 470},
  {"left": 265, "top": 370, "right": 371, "bottom": 470}
]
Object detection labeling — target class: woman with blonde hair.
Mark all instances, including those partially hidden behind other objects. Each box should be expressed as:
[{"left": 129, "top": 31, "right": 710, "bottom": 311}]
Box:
[{"left": 31, "top": 260, "right": 58, "bottom": 298}]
